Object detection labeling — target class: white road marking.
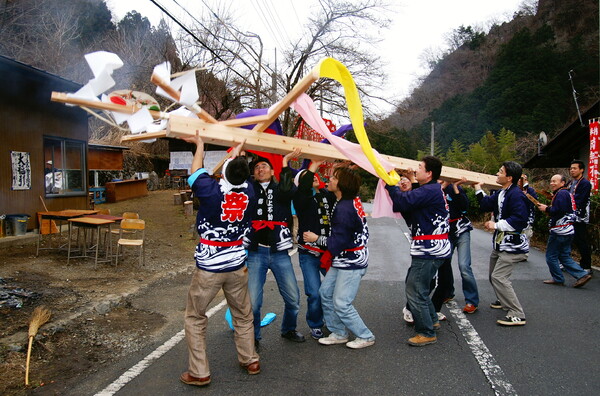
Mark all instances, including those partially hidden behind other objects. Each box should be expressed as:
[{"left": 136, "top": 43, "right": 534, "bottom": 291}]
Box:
[
  {"left": 447, "top": 301, "right": 518, "bottom": 396},
  {"left": 94, "top": 299, "right": 228, "bottom": 396}
]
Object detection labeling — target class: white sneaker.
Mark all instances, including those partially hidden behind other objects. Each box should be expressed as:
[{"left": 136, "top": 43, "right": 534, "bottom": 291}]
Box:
[
  {"left": 403, "top": 307, "right": 414, "bottom": 324},
  {"left": 437, "top": 312, "right": 447, "bottom": 321},
  {"left": 318, "top": 332, "right": 349, "bottom": 345},
  {"left": 346, "top": 337, "right": 375, "bottom": 349}
]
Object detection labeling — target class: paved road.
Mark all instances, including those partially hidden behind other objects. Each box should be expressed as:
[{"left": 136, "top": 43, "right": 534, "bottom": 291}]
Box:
[{"left": 72, "top": 208, "right": 600, "bottom": 396}]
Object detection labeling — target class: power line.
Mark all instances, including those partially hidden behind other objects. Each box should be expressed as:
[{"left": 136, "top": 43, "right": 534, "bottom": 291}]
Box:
[{"left": 147, "top": 0, "right": 247, "bottom": 81}]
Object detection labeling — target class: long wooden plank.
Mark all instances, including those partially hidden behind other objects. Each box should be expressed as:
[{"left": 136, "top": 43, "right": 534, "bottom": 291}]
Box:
[
  {"left": 51, "top": 92, "right": 499, "bottom": 187},
  {"left": 121, "top": 131, "right": 167, "bottom": 141},
  {"left": 51, "top": 92, "right": 167, "bottom": 119},
  {"left": 163, "top": 115, "right": 499, "bottom": 188},
  {"left": 252, "top": 68, "right": 321, "bottom": 132}
]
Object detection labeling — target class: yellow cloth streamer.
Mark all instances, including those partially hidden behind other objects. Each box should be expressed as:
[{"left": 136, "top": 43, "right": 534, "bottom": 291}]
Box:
[{"left": 316, "top": 58, "right": 400, "bottom": 186}]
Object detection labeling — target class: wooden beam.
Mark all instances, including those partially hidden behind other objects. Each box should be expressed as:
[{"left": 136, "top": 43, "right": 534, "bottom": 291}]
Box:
[
  {"left": 220, "top": 114, "right": 270, "bottom": 127},
  {"left": 158, "top": 115, "right": 500, "bottom": 188},
  {"left": 121, "top": 131, "right": 167, "bottom": 141},
  {"left": 252, "top": 67, "right": 321, "bottom": 132},
  {"left": 51, "top": 92, "right": 167, "bottom": 119},
  {"left": 150, "top": 73, "right": 218, "bottom": 124}
]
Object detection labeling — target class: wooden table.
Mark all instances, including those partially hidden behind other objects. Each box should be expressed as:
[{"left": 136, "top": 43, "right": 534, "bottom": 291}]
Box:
[
  {"left": 67, "top": 216, "right": 115, "bottom": 267},
  {"left": 36, "top": 210, "right": 99, "bottom": 255},
  {"left": 105, "top": 179, "right": 148, "bottom": 203}
]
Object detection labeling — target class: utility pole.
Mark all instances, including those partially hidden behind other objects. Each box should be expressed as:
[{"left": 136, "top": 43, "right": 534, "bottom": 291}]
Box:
[
  {"left": 271, "top": 48, "right": 277, "bottom": 105},
  {"left": 569, "top": 70, "right": 584, "bottom": 127},
  {"left": 430, "top": 121, "right": 435, "bottom": 156}
]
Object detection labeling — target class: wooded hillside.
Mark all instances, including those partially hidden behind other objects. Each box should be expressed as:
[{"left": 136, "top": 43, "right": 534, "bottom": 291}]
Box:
[{"left": 379, "top": 0, "right": 598, "bottom": 156}]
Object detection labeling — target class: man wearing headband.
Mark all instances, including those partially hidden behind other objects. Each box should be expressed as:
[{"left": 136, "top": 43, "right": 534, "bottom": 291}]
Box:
[
  {"left": 179, "top": 133, "right": 259, "bottom": 387},
  {"left": 245, "top": 150, "right": 305, "bottom": 347}
]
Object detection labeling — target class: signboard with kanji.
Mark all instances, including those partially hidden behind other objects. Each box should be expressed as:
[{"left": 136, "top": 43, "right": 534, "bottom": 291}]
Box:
[{"left": 589, "top": 121, "right": 599, "bottom": 191}]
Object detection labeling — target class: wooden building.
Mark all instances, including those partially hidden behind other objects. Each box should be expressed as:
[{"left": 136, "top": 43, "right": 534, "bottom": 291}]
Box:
[
  {"left": 525, "top": 101, "right": 599, "bottom": 168},
  {"left": 0, "top": 55, "right": 89, "bottom": 231}
]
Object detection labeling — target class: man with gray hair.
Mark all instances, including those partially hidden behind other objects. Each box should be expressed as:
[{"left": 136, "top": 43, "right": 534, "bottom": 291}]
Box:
[{"left": 537, "top": 174, "right": 592, "bottom": 288}]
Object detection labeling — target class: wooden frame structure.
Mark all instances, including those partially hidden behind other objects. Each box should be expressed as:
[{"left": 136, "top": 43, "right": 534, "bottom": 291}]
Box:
[{"left": 51, "top": 63, "right": 500, "bottom": 189}]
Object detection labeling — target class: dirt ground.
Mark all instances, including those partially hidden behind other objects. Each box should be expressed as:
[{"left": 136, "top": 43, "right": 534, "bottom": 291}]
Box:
[{"left": 0, "top": 191, "right": 198, "bottom": 395}]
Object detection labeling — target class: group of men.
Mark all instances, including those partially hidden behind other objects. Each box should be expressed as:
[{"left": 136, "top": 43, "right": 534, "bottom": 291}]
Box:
[{"left": 178, "top": 130, "right": 594, "bottom": 387}]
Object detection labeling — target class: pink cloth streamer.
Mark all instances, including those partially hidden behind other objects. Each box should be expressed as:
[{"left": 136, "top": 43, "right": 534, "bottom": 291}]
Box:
[{"left": 291, "top": 94, "right": 402, "bottom": 219}]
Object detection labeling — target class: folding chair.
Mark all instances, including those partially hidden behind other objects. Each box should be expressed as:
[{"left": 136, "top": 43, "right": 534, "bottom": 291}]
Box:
[{"left": 115, "top": 219, "right": 145, "bottom": 267}]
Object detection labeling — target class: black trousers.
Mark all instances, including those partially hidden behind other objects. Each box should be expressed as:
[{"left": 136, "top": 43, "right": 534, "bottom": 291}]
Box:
[{"left": 572, "top": 222, "right": 592, "bottom": 270}]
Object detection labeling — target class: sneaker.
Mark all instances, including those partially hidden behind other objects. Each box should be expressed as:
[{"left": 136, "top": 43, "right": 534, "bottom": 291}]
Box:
[
  {"left": 490, "top": 300, "right": 502, "bottom": 309},
  {"left": 463, "top": 304, "right": 477, "bottom": 314},
  {"left": 437, "top": 312, "right": 447, "bottom": 321},
  {"left": 403, "top": 307, "right": 414, "bottom": 324},
  {"left": 318, "top": 332, "right": 349, "bottom": 345},
  {"left": 346, "top": 337, "right": 375, "bottom": 349},
  {"left": 407, "top": 334, "right": 437, "bottom": 346},
  {"left": 433, "top": 322, "right": 441, "bottom": 330},
  {"left": 497, "top": 316, "right": 526, "bottom": 326},
  {"left": 559, "top": 264, "right": 566, "bottom": 271},
  {"left": 310, "top": 328, "right": 323, "bottom": 339},
  {"left": 281, "top": 330, "right": 306, "bottom": 342}
]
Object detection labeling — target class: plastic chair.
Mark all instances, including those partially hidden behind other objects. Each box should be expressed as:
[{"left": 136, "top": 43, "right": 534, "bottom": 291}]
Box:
[{"left": 115, "top": 219, "right": 145, "bottom": 267}]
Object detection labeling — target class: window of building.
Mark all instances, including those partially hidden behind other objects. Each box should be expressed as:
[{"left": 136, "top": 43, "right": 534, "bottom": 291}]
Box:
[{"left": 43, "top": 137, "right": 86, "bottom": 196}]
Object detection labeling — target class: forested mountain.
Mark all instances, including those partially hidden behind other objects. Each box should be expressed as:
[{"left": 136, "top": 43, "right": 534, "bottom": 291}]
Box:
[{"left": 374, "top": 0, "right": 598, "bottom": 161}]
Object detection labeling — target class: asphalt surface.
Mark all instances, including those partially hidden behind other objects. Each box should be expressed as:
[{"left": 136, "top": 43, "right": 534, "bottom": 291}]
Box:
[{"left": 70, "top": 207, "right": 600, "bottom": 396}]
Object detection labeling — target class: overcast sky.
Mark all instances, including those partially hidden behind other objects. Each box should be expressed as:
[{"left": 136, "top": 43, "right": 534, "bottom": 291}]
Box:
[{"left": 106, "top": 0, "right": 528, "bottom": 115}]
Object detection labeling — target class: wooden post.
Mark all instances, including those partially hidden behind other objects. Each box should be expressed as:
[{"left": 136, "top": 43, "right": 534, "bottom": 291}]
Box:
[
  {"left": 184, "top": 201, "right": 193, "bottom": 217},
  {"left": 173, "top": 193, "right": 182, "bottom": 205}
]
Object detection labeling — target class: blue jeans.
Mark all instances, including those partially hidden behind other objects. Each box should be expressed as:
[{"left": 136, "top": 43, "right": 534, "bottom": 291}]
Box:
[
  {"left": 406, "top": 257, "right": 444, "bottom": 338},
  {"left": 247, "top": 247, "right": 301, "bottom": 340},
  {"left": 298, "top": 252, "right": 325, "bottom": 329},
  {"left": 546, "top": 234, "right": 588, "bottom": 282},
  {"left": 319, "top": 267, "right": 374, "bottom": 340},
  {"left": 452, "top": 232, "right": 479, "bottom": 306}
]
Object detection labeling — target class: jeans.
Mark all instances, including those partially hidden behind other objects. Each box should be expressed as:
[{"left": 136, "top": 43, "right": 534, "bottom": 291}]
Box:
[
  {"left": 546, "top": 233, "right": 588, "bottom": 282},
  {"left": 453, "top": 232, "right": 479, "bottom": 306},
  {"left": 406, "top": 257, "right": 444, "bottom": 338},
  {"left": 431, "top": 259, "right": 453, "bottom": 312},
  {"left": 247, "top": 247, "right": 301, "bottom": 340},
  {"left": 319, "top": 267, "right": 374, "bottom": 340},
  {"left": 298, "top": 252, "right": 325, "bottom": 329}
]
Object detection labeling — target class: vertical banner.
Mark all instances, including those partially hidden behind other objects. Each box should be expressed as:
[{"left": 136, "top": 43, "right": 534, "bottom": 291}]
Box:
[
  {"left": 589, "top": 121, "right": 599, "bottom": 191},
  {"left": 11, "top": 151, "right": 31, "bottom": 190}
]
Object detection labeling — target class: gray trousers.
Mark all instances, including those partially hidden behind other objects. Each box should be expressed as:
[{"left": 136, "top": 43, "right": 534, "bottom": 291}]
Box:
[{"left": 489, "top": 250, "right": 527, "bottom": 319}]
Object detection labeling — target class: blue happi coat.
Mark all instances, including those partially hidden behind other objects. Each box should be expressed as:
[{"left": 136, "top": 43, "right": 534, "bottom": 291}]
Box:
[
  {"left": 476, "top": 184, "right": 529, "bottom": 254},
  {"left": 188, "top": 169, "right": 256, "bottom": 272},
  {"left": 444, "top": 184, "right": 473, "bottom": 238},
  {"left": 547, "top": 188, "right": 576, "bottom": 236},
  {"left": 324, "top": 197, "right": 369, "bottom": 269},
  {"left": 386, "top": 181, "right": 451, "bottom": 259}
]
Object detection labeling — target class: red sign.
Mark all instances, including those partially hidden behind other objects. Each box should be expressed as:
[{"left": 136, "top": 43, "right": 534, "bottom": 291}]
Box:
[
  {"left": 295, "top": 118, "right": 337, "bottom": 179},
  {"left": 589, "top": 121, "right": 599, "bottom": 191}
]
